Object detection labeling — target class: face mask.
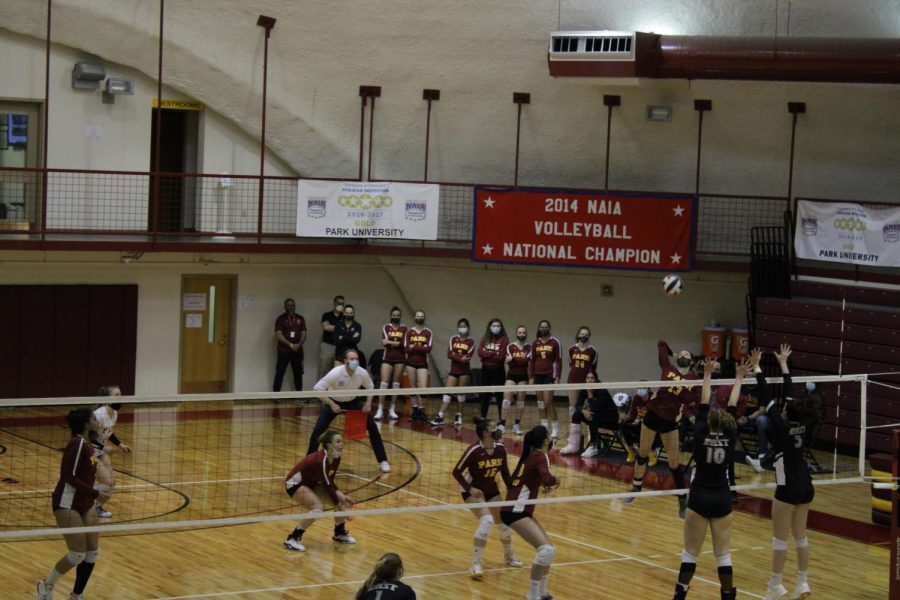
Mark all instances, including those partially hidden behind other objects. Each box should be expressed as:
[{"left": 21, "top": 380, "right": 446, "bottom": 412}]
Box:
[
  {"left": 805, "top": 382, "right": 816, "bottom": 392},
  {"left": 347, "top": 359, "right": 359, "bottom": 370},
  {"left": 578, "top": 335, "right": 589, "bottom": 342},
  {"left": 637, "top": 388, "right": 649, "bottom": 398},
  {"left": 344, "top": 314, "right": 354, "bottom": 321},
  {"left": 458, "top": 327, "right": 468, "bottom": 335},
  {"left": 539, "top": 329, "right": 549, "bottom": 337},
  {"left": 517, "top": 334, "right": 527, "bottom": 341},
  {"left": 676, "top": 358, "right": 691, "bottom": 368},
  {"left": 390, "top": 316, "right": 400, "bottom": 324},
  {"left": 490, "top": 325, "right": 502, "bottom": 335},
  {"left": 491, "top": 429, "right": 503, "bottom": 441},
  {"left": 415, "top": 317, "right": 425, "bottom": 324},
  {"left": 286, "top": 306, "right": 295, "bottom": 314}
]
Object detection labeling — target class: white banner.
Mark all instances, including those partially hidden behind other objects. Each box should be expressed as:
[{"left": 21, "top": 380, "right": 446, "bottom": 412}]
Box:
[
  {"left": 794, "top": 200, "right": 900, "bottom": 266},
  {"left": 296, "top": 180, "right": 439, "bottom": 240}
]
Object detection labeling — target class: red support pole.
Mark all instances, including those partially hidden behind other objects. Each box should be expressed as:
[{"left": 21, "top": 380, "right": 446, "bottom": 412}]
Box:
[
  {"left": 41, "top": 0, "right": 52, "bottom": 243},
  {"left": 152, "top": 0, "right": 165, "bottom": 244},
  {"left": 256, "top": 15, "right": 276, "bottom": 244}
]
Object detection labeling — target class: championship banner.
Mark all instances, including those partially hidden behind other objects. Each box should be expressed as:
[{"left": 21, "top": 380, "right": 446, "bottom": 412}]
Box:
[
  {"left": 794, "top": 200, "right": 900, "bottom": 267},
  {"left": 296, "top": 180, "right": 439, "bottom": 240},
  {"left": 472, "top": 187, "right": 695, "bottom": 271}
]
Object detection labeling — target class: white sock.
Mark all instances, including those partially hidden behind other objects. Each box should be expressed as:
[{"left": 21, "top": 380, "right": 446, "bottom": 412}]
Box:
[
  {"left": 796, "top": 570, "right": 808, "bottom": 585},
  {"left": 472, "top": 546, "right": 484, "bottom": 564},
  {"left": 528, "top": 579, "right": 541, "bottom": 600},
  {"left": 46, "top": 568, "right": 62, "bottom": 586},
  {"left": 539, "top": 575, "right": 549, "bottom": 596},
  {"left": 769, "top": 572, "right": 783, "bottom": 585}
]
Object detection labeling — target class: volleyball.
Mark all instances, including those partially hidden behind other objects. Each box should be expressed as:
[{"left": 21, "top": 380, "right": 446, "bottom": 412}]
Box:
[{"left": 662, "top": 274, "right": 683, "bottom": 295}]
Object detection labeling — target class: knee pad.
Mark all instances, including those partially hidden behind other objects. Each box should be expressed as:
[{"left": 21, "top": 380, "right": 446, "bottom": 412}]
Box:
[
  {"left": 635, "top": 453, "right": 649, "bottom": 466},
  {"left": 442, "top": 394, "right": 452, "bottom": 403},
  {"left": 536, "top": 400, "right": 545, "bottom": 410},
  {"left": 457, "top": 394, "right": 466, "bottom": 404},
  {"left": 715, "top": 553, "right": 732, "bottom": 568},
  {"left": 84, "top": 549, "right": 99, "bottom": 564},
  {"left": 66, "top": 551, "right": 86, "bottom": 566},
  {"left": 534, "top": 544, "right": 555, "bottom": 567},
  {"left": 680, "top": 550, "right": 698, "bottom": 564},
  {"left": 502, "top": 398, "right": 511, "bottom": 409},
  {"left": 498, "top": 523, "right": 512, "bottom": 543},
  {"left": 794, "top": 536, "right": 809, "bottom": 548},
  {"left": 474, "top": 514, "right": 494, "bottom": 541},
  {"left": 772, "top": 537, "right": 789, "bottom": 551},
  {"left": 309, "top": 508, "right": 324, "bottom": 516},
  {"left": 392, "top": 382, "right": 401, "bottom": 389},
  {"left": 95, "top": 483, "right": 111, "bottom": 493},
  {"left": 379, "top": 382, "right": 389, "bottom": 390}
]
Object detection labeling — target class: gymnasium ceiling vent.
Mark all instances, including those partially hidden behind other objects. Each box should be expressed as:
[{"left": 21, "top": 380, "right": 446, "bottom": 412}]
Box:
[{"left": 548, "top": 31, "right": 900, "bottom": 85}]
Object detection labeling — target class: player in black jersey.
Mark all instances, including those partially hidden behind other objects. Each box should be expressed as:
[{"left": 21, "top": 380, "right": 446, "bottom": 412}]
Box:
[
  {"left": 355, "top": 553, "right": 416, "bottom": 599},
  {"left": 751, "top": 345, "right": 818, "bottom": 600},
  {"left": 673, "top": 357, "right": 750, "bottom": 600}
]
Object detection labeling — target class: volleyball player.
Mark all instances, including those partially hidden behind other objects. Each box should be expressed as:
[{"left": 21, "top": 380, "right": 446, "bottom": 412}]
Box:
[
  {"left": 452, "top": 417, "right": 523, "bottom": 579},
  {"left": 36, "top": 408, "right": 108, "bottom": 600},
  {"left": 432, "top": 318, "right": 475, "bottom": 427},
  {"left": 503, "top": 325, "right": 531, "bottom": 435},
  {"left": 673, "top": 356, "right": 750, "bottom": 600},
  {"left": 560, "top": 327, "right": 599, "bottom": 454},
  {"left": 284, "top": 429, "right": 355, "bottom": 552},
  {"left": 619, "top": 385, "right": 650, "bottom": 463},
  {"left": 355, "top": 553, "right": 417, "bottom": 599},
  {"left": 92, "top": 385, "right": 132, "bottom": 519},
  {"left": 751, "top": 345, "right": 817, "bottom": 600},
  {"left": 404, "top": 310, "right": 433, "bottom": 422},
  {"left": 624, "top": 340, "right": 699, "bottom": 518},
  {"left": 376, "top": 306, "right": 407, "bottom": 421},
  {"left": 501, "top": 425, "right": 560, "bottom": 600},
  {"left": 528, "top": 320, "right": 562, "bottom": 439},
  {"left": 478, "top": 318, "right": 509, "bottom": 426}
]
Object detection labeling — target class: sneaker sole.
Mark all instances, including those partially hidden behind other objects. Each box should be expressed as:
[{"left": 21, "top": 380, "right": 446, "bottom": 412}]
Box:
[{"left": 283, "top": 542, "right": 305, "bottom": 552}]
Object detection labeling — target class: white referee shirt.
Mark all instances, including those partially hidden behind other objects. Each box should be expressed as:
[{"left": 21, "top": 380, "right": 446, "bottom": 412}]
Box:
[{"left": 313, "top": 364, "right": 374, "bottom": 403}]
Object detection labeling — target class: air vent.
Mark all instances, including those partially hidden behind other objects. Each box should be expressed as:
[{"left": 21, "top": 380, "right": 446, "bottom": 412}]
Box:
[
  {"left": 586, "top": 36, "right": 632, "bottom": 53},
  {"left": 552, "top": 37, "right": 580, "bottom": 53},
  {"left": 549, "top": 31, "right": 636, "bottom": 62}
]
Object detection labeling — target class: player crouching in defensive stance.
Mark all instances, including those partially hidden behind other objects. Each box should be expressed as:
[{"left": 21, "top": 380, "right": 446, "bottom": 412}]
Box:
[
  {"left": 452, "top": 417, "right": 523, "bottom": 579},
  {"left": 501, "top": 425, "right": 560, "bottom": 600},
  {"left": 283, "top": 429, "right": 355, "bottom": 552},
  {"left": 355, "top": 552, "right": 417, "bottom": 599}
]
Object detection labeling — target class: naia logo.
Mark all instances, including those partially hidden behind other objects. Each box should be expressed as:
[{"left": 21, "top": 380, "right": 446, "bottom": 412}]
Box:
[
  {"left": 307, "top": 198, "right": 326, "bottom": 218},
  {"left": 884, "top": 223, "right": 900, "bottom": 243},
  {"left": 405, "top": 201, "right": 427, "bottom": 221},
  {"left": 801, "top": 217, "right": 817, "bottom": 236}
]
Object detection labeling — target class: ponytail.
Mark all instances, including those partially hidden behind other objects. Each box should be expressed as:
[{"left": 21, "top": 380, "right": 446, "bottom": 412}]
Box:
[
  {"left": 355, "top": 553, "right": 404, "bottom": 599},
  {"left": 707, "top": 409, "right": 736, "bottom": 433},
  {"left": 473, "top": 417, "right": 492, "bottom": 439},
  {"left": 511, "top": 425, "right": 548, "bottom": 481}
]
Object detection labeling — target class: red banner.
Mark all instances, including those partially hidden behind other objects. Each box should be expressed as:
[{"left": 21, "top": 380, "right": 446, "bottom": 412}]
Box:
[{"left": 472, "top": 188, "right": 695, "bottom": 271}]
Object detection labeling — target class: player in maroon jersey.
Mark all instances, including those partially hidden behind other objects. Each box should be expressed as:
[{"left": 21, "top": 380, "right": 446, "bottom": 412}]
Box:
[
  {"left": 283, "top": 429, "right": 355, "bottom": 552},
  {"left": 624, "top": 340, "right": 699, "bottom": 518},
  {"left": 452, "top": 417, "right": 522, "bottom": 578},
  {"left": 528, "top": 320, "right": 562, "bottom": 439},
  {"left": 560, "top": 326, "right": 599, "bottom": 454},
  {"left": 404, "top": 310, "right": 433, "bottom": 422},
  {"left": 503, "top": 325, "right": 531, "bottom": 435},
  {"left": 433, "top": 318, "right": 475, "bottom": 427},
  {"left": 376, "top": 306, "right": 407, "bottom": 421},
  {"left": 478, "top": 318, "right": 509, "bottom": 424},
  {"left": 620, "top": 385, "right": 651, "bottom": 463},
  {"left": 501, "top": 425, "right": 561, "bottom": 600},
  {"left": 36, "top": 408, "right": 108, "bottom": 600}
]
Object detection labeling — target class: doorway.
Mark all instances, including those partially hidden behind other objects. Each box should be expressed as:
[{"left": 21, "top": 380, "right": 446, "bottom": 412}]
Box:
[
  {"left": 179, "top": 275, "right": 235, "bottom": 394},
  {"left": 0, "top": 102, "right": 42, "bottom": 230},
  {"left": 149, "top": 107, "right": 199, "bottom": 232}
]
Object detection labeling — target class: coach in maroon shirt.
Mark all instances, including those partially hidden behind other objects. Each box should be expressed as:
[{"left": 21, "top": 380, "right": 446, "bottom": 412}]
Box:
[{"left": 274, "top": 298, "right": 307, "bottom": 393}]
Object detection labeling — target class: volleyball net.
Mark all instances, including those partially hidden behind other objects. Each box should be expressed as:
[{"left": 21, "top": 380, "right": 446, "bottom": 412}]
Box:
[{"left": 0, "top": 373, "right": 871, "bottom": 539}]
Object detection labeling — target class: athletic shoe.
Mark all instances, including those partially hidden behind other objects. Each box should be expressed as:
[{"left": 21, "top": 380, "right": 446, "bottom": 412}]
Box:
[
  {"left": 332, "top": 532, "right": 357, "bottom": 544},
  {"left": 283, "top": 537, "right": 306, "bottom": 551},
  {"left": 790, "top": 582, "right": 811, "bottom": 599},
  {"left": 454, "top": 413, "right": 463, "bottom": 427},
  {"left": 36, "top": 580, "right": 53, "bottom": 600},
  {"left": 66, "top": 594, "right": 85, "bottom": 600},
  {"left": 550, "top": 423, "right": 560, "bottom": 439},
  {"left": 622, "top": 485, "right": 641, "bottom": 504},
  {"left": 625, "top": 448, "right": 636, "bottom": 463},
  {"left": 745, "top": 455, "right": 763, "bottom": 473},
  {"left": 540, "top": 595, "right": 554, "bottom": 600},
  {"left": 762, "top": 582, "right": 788, "bottom": 600},
  {"left": 673, "top": 584, "right": 689, "bottom": 600},
  {"left": 415, "top": 409, "right": 429, "bottom": 422},
  {"left": 388, "top": 409, "right": 400, "bottom": 420},
  {"left": 505, "top": 552, "right": 523, "bottom": 567},
  {"left": 380, "top": 461, "right": 392, "bottom": 473},
  {"left": 721, "top": 587, "right": 737, "bottom": 600},
  {"left": 678, "top": 496, "right": 687, "bottom": 519},
  {"left": 468, "top": 562, "right": 484, "bottom": 580},
  {"left": 96, "top": 506, "right": 112, "bottom": 518},
  {"left": 540, "top": 419, "right": 549, "bottom": 431},
  {"left": 512, "top": 423, "right": 522, "bottom": 435},
  {"left": 580, "top": 445, "right": 600, "bottom": 458},
  {"left": 648, "top": 448, "right": 659, "bottom": 467},
  {"left": 374, "top": 407, "right": 384, "bottom": 420},
  {"left": 430, "top": 414, "right": 445, "bottom": 426},
  {"left": 496, "top": 423, "right": 505, "bottom": 435}
]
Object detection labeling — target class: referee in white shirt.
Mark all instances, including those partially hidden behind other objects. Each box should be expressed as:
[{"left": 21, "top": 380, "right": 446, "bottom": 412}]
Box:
[{"left": 306, "top": 349, "right": 391, "bottom": 473}]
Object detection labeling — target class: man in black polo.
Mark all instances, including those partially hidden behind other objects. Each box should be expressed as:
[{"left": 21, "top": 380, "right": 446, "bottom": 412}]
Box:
[{"left": 319, "top": 295, "right": 344, "bottom": 378}]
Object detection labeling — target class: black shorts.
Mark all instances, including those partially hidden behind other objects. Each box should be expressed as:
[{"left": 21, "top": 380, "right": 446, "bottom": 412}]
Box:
[
  {"left": 286, "top": 482, "right": 302, "bottom": 498},
  {"left": 533, "top": 373, "right": 554, "bottom": 385},
  {"left": 500, "top": 511, "right": 531, "bottom": 526},
  {"left": 382, "top": 358, "right": 406, "bottom": 367},
  {"left": 687, "top": 486, "right": 733, "bottom": 519},
  {"left": 642, "top": 410, "right": 678, "bottom": 434},
  {"left": 774, "top": 484, "right": 815, "bottom": 505},
  {"left": 461, "top": 491, "right": 500, "bottom": 502},
  {"left": 507, "top": 373, "right": 528, "bottom": 384}
]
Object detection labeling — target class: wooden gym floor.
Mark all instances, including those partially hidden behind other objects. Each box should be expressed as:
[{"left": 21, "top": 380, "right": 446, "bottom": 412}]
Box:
[{"left": 0, "top": 401, "right": 888, "bottom": 598}]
